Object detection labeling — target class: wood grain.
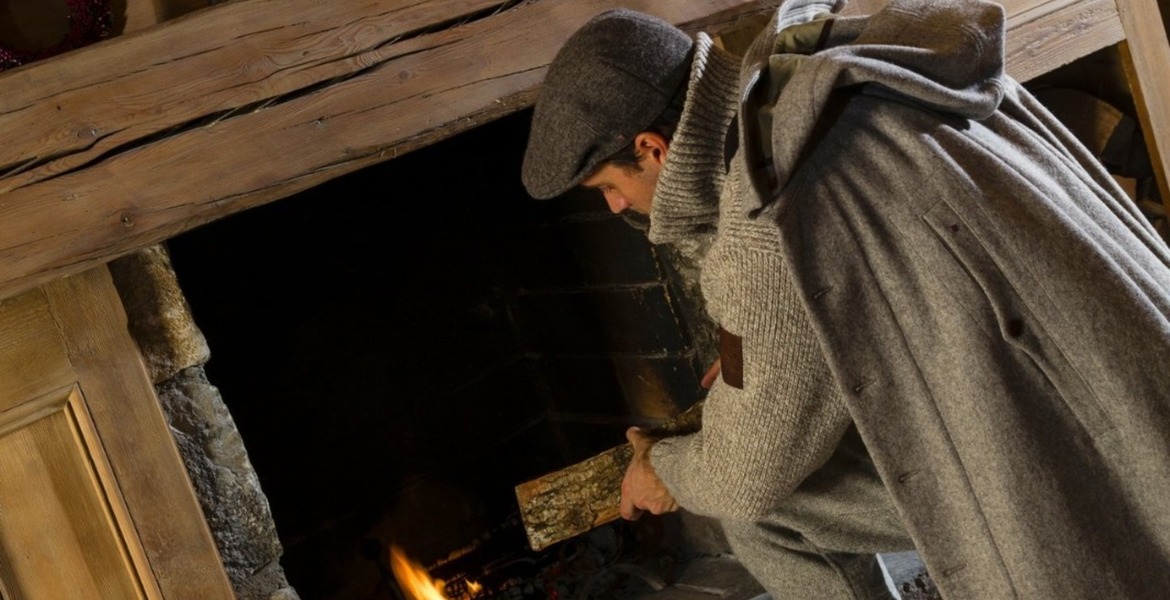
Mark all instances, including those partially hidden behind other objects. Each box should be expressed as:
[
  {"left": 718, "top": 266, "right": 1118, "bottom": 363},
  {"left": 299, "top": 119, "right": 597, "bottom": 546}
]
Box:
[
  {"left": 42, "top": 267, "right": 234, "bottom": 598},
  {"left": 1005, "top": 0, "right": 1125, "bottom": 82},
  {"left": 0, "top": 385, "right": 158, "bottom": 599},
  {"left": 0, "top": 0, "right": 1139, "bottom": 303},
  {"left": 0, "top": 290, "right": 71, "bottom": 407},
  {"left": 1116, "top": 0, "right": 1170, "bottom": 217}
]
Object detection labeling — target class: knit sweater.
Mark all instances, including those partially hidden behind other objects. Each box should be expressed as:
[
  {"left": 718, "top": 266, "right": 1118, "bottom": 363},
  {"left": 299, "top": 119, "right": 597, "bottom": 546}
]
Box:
[{"left": 647, "top": 32, "right": 861, "bottom": 522}]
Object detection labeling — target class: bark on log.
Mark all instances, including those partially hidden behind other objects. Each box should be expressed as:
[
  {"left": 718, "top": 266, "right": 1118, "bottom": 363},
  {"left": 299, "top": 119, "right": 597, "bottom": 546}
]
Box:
[{"left": 515, "top": 402, "right": 703, "bottom": 552}]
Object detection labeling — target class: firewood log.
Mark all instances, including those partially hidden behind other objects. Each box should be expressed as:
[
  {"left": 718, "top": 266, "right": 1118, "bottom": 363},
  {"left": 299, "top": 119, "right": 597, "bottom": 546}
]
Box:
[{"left": 514, "top": 401, "right": 703, "bottom": 551}]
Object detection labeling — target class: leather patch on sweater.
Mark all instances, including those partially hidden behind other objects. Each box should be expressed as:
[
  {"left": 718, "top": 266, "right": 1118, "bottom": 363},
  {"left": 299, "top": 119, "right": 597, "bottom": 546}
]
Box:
[{"left": 718, "top": 327, "right": 744, "bottom": 389}]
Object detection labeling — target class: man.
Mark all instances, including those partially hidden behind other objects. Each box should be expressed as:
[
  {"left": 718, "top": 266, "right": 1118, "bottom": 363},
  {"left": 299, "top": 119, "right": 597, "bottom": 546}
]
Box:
[{"left": 522, "top": 1, "right": 1170, "bottom": 598}]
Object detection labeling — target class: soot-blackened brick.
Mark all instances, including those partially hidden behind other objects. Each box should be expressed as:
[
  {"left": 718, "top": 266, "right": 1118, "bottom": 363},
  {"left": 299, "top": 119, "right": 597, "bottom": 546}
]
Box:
[{"left": 558, "top": 216, "right": 661, "bottom": 286}]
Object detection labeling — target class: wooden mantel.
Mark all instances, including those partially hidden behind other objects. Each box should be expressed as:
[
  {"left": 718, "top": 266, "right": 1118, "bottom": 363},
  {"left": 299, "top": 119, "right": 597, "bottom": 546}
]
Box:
[{"left": 0, "top": 0, "right": 1167, "bottom": 303}]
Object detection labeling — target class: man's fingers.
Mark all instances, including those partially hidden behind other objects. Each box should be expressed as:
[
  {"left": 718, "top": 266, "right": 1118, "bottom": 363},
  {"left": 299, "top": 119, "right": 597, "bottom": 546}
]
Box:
[
  {"left": 626, "top": 426, "right": 653, "bottom": 452},
  {"left": 619, "top": 486, "right": 643, "bottom": 520},
  {"left": 700, "top": 358, "right": 722, "bottom": 389}
]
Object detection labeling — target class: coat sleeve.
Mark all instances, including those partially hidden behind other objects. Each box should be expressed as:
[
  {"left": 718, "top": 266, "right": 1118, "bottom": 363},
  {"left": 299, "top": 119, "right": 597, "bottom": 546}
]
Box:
[{"left": 649, "top": 243, "right": 854, "bottom": 521}]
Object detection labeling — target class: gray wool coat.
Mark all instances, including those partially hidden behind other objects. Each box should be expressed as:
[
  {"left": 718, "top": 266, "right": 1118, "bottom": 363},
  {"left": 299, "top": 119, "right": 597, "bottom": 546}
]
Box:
[{"left": 734, "top": 0, "right": 1170, "bottom": 597}]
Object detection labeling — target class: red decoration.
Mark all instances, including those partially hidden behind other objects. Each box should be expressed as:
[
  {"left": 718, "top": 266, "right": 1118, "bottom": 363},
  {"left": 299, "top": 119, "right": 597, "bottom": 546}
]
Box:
[{"left": 0, "top": 0, "right": 113, "bottom": 71}]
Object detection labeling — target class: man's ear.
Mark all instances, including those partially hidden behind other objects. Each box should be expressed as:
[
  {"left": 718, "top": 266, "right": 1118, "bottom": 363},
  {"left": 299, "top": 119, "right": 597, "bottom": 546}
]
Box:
[{"left": 634, "top": 131, "right": 670, "bottom": 166}]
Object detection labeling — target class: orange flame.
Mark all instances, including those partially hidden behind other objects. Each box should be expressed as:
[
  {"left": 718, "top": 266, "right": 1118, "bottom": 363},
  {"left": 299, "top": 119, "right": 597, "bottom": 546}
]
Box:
[{"left": 389, "top": 544, "right": 482, "bottom": 600}]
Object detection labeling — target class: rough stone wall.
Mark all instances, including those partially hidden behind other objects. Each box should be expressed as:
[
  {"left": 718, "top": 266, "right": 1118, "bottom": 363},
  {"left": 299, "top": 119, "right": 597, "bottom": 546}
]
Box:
[{"left": 108, "top": 245, "right": 299, "bottom": 600}]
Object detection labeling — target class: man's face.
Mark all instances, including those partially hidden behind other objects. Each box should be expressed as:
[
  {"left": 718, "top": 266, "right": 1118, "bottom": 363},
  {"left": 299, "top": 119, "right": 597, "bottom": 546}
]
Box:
[
  {"left": 581, "top": 160, "right": 662, "bottom": 215},
  {"left": 580, "top": 131, "right": 669, "bottom": 216}
]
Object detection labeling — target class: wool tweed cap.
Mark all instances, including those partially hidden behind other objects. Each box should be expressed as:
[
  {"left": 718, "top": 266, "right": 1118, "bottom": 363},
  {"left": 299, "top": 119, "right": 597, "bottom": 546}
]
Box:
[{"left": 521, "top": 9, "right": 695, "bottom": 199}]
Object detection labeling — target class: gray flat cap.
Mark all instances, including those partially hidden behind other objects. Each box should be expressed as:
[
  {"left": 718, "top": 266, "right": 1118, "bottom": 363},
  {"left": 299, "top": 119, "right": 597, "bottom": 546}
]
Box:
[{"left": 522, "top": 9, "right": 694, "bottom": 199}]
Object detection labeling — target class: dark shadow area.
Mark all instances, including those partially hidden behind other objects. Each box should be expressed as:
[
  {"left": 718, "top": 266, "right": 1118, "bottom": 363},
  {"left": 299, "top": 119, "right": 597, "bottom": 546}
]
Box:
[{"left": 166, "top": 109, "right": 708, "bottom": 598}]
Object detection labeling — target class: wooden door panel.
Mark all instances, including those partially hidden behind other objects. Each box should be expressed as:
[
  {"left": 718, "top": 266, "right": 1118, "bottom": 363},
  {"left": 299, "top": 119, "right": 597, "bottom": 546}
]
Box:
[
  {"left": 0, "top": 291, "right": 71, "bottom": 407},
  {"left": 0, "top": 268, "right": 234, "bottom": 598},
  {"left": 0, "top": 385, "right": 157, "bottom": 600}
]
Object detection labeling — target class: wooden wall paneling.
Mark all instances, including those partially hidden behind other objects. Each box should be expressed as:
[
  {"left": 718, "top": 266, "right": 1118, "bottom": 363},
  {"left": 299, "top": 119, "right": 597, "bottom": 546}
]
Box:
[
  {"left": 0, "top": 291, "right": 72, "bottom": 405},
  {"left": 0, "top": 268, "right": 232, "bottom": 597},
  {"left": 41, "top": 267, "right": 234, "bottom": 598},
  {"left": 0, "top": 385, "right": 160, "bottom": 599}
]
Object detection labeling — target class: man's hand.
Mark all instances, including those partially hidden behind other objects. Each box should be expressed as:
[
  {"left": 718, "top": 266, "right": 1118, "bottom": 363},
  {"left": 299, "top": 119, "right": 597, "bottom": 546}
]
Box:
[
  {"left": 700, "top": 358, "right": 721, "bottom": 389},
  {"left": 620, "top": 426, "right": 680, "bottom": 520}
]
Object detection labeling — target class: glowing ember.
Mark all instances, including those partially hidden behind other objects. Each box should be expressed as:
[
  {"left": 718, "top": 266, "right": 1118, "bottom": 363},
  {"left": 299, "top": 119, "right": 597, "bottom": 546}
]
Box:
[{"left": 389, "top": 544, "right": 482, "bottom": 600}]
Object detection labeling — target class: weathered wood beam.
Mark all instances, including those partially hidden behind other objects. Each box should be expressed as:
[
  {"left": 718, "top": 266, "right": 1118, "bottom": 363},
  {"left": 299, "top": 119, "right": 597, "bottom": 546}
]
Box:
[
  {"left": 1116, "top": 0, "right": 1170, "bottom": 218},
  {"left": 0, "top": 0, "right": 1135, "bottom": 303},
  {"left": 0, "top": 0, "right": 777, "bottom": 303},
  {"left": 1002, "top": 0, "right": 1125, "bottom": 82},
  {"left": 839, "top": 0, "right": 1126, "bottom": 83}
]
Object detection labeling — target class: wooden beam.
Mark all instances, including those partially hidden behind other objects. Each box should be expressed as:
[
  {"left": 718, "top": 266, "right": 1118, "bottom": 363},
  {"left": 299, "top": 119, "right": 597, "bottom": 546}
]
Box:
[
  {"left": 1003, "top": 0, "right": 1125, "bottom": 82},
  {"left": 1116, "top": 0, "right": 1170, "bottom": 218},
  {"left": 0, "top": 0, "right": 776, "bottom": 303},
  {"left": 840, "top": 0, "right": 1125, "bottom": 82},
  {"left": 0, "top": 0, "right": 1137, "bottom": 302}
]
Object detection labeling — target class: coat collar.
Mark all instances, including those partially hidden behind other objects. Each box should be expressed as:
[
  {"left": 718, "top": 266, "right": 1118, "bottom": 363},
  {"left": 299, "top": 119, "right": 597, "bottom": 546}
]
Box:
[{"left": 647, "top": 33, "right": 741, "bottom": 246}]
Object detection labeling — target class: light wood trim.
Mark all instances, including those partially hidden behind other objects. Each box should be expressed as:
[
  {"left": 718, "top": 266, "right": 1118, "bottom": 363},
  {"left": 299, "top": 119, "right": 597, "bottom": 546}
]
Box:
[
  {"left": 42, "top": 267, "right": 234, "bottom": 599},
  {"left": 1003, "top": 0, "right": 1125, "bottom": 82},
  {"left": 0, "top": 384, "right": 160, "bottom": 599},
  {"left": 66, "top": 384, "right": 165, "bottom": 600},
  {"left": 842, "top": 0, "right": 1126, "bottom": 82},
  {"left": 1116, "top": 0, "right": 1170, "bottom": 216},
  {"left": 0, "top": 384, "right": 70, "bottom": 438},
  {"left": 0, "top": 290, "right": 71, "bottom": 407}
]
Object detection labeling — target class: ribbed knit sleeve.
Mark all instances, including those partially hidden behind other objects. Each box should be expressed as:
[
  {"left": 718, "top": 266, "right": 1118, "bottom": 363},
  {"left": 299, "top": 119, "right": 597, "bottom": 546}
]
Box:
[
  {"left": 650, "top": 238, "right": 853, "bottom": 521},
  {"left": 645, "top": 26, "right": 854, "bottom": 522}
]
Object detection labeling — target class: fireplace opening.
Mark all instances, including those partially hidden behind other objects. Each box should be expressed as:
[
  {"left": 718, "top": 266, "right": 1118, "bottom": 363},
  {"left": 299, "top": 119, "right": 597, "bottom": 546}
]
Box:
[{"left": 164, "top": 109, "right": 725, "bottom": 598}]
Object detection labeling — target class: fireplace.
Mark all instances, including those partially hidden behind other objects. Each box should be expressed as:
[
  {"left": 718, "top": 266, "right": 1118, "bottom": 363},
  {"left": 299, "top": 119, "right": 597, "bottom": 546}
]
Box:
[
  {"left": 161, "top": 109, "right": 724, "bottom": 599},
  {"left": 102, "top": 40, "right": 1161, "bottom": 598}
]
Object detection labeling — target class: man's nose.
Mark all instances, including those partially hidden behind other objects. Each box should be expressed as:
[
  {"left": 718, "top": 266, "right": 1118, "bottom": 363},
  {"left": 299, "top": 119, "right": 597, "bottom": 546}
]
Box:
[{"left": 604, "top": 192, "right": 627, "bottom": 214}]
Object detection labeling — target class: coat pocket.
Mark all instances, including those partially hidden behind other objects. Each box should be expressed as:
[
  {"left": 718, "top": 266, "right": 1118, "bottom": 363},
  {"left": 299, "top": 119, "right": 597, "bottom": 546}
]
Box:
[{"left": 922, "top": 200, "right": 1115, "bottom": 438}]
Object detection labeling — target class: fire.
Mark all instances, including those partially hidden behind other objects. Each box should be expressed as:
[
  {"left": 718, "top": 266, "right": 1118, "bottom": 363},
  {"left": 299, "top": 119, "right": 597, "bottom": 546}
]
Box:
[{"left": 389, "top": 544, "right": 482, "bottom": 600}]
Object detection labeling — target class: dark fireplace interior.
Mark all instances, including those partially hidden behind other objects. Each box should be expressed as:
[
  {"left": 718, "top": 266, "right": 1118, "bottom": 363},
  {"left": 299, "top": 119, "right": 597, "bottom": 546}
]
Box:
[{"left": 165, "top": 109, "right": 720, "bottom": 599}]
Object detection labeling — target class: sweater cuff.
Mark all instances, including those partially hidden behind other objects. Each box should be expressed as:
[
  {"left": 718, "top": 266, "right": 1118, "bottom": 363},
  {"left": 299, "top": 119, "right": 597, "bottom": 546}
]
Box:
[{"left": 648, "top": 434, "right": 698, "bottom": 510}]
